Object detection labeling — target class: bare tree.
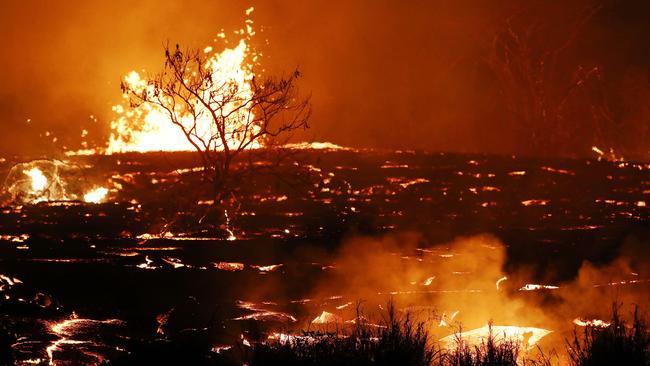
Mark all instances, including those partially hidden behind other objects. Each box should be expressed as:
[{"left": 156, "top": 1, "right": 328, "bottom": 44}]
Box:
[
  {"left": 485, "top": 2, "right": 614, "bottom": 156},
  {"left": 121, "top": 44, "right": 310, "bottom": 202}
]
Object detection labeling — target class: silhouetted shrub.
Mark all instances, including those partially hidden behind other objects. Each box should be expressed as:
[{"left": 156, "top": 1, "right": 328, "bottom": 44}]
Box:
[
  {"left": 436, "top": 325, "right": 520, "bottom": 366},
  {"left": 251, "top": 302, "right": 436, "bottom": 366},
  {"left": 567, "top": 304, "right": 649, "bottom": 366}
]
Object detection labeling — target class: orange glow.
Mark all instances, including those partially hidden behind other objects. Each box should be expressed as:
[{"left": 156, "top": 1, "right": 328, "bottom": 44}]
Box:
[
  {"left": 573, "top": 318, "right": 610, "bottom": 328},
  {"left": 22, "top": 167, "right": 56, "bottom": 203},
  {"left": 106, "top": 13, "right": 259, "bottom": 154},
  {"left": 283, "top": 142, "right": 352, "bottom": 151},
  {"left": 214, "top": 262, "right": 245, "bottom": 271},
  {"left": 439, "top": 325, "right": 552, "bottom": 350},
  {"left": 311, "top": 311, "right": 342, "bottom": 324},
  {"left": 83, "top": 187, "right": 109, "bottom": 203},
  {"left": 46, "top": 314, "right": 123, "bottom": 365},
  {"left": 521, "top": 199, "right": 549, "bottom": 206},
  {"left": 9, "top": 163, "right": 112, "bottom": 204},
  {"left": 25, "top": 167, "right": 47, "bottom": 192}
]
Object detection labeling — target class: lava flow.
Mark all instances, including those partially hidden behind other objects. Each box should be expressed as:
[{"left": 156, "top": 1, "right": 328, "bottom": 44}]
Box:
[
  {"left": 46, "top": 313, "right": 124, "bottom": 366},
  {"left": 439, "top": 325, "right": 553, "bottom": 350},
  {"left": 5, "top": 162, "right": 109, "bottom": 204}
]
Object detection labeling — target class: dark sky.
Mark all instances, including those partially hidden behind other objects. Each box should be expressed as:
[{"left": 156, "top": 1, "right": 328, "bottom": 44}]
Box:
[{"left": 0, "top": 0, "right": 648, "bottom": 157}]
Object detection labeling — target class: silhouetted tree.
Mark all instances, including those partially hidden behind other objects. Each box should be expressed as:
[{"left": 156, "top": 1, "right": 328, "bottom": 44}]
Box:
[{"left": 121, "top": 43, "right": 310, "bottom": 202}]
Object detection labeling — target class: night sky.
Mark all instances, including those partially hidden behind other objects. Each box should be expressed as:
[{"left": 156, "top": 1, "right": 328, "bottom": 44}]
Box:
[{"left": 1, "top": 0, "right": 648, "bottom": 157}]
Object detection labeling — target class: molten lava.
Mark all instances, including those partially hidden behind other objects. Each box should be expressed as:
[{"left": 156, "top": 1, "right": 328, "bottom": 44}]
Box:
[
  {"left": 46, "top": 313, "right": 124, "bottom": 365},
  {"left": 311, "top": 311, "right": 342, "bottom": 324},
  {"left": 439, "top": 325, "right": 552, "bottom": 350},
  {"left": 25, "top": 168, "right": 47, "bottom": 192},
  {"left": 5, "top": 161, "right": 111, "bottom": 204},
  {"left": 573, "top": 318, "right": 611, "bottom": 328},
  {"left": 83, "top": 187, "right": 109, "bottom": 204}
]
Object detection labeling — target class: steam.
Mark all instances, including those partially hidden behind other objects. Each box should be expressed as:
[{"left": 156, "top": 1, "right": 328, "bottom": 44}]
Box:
[
  {"left": 305, "top": 233, "right": 548, "bottom": 338},
  {"left": 304, "top": 231, "right": 649, "bottom": 347}
]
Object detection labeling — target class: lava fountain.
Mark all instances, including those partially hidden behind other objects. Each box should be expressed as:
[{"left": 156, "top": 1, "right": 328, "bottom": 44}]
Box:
[{"left": 106, "top": 8, "right": 259, "bottom": 154}]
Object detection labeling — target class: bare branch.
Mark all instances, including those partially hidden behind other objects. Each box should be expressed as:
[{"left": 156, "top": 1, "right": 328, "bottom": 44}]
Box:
[{"left": 121, "top": 43, "right": 311, "bottom": 202}]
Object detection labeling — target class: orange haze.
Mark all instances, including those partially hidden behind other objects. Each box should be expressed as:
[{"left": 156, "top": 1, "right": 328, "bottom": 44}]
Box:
[{"left": 1, "top": 0, "right": 649, "bottom": 158}]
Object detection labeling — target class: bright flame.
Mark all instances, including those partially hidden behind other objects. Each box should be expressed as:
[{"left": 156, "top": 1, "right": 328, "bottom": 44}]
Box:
[
  {"left": 107, "top": 15, "right": 259, "bottom": 154},
  {"left": 8, "top": 161, "right": 114, "bottom": 204},
  {"left": 573, "top": 318, "right": 610, "bottom": 328},
  {"left": 83, "top": 187, "right": 108, "bottom": 204},
  {"left": 283, "top": 141, "right": 353, "bottom": 151},
  {"left": 25, "top": 168, "right": 47, "bottom": 192}
]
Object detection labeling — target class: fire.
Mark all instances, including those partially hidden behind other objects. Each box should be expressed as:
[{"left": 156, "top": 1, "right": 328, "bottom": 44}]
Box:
[
  {"left": 25, "top": 167, "right": 47, "bottom": 192},
  {"left": 284, "top": 142, "right": 352, "bottom": 151},
  {"left": 573, "top": 318, "right": 611, "bottom": 328},
  {"left": 5, "top": 161, "right": 114, "bottom": 204},
  {"left": 106, "top": 13, "right": 259, "bottom": 154},
  {"left": 83, "top": 187, "right": 108, "bottom": 203}
]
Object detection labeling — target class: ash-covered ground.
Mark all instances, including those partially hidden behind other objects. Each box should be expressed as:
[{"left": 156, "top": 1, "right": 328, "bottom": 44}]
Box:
[{"left": 0, "top": 149, "right": 648, "bottom": 365}]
